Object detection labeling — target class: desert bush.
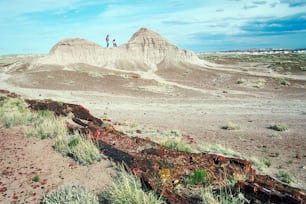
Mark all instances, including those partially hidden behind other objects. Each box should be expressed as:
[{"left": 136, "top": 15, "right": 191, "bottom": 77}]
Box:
[
  {"left": 188, "top": 169, "right": 207, "bottom": 185},
  {"left": 47, "top": 75, "right": 55, "bottom": 79},
  {"left": 198, "top": 144, "right": 243, "bottom": 159},
  {"left": 162, "top": 139, "right": 192, "bottom": 153},
  {"left": 280, "top": 80, "right": 290, "bottom": 86},
  {"left": 222, "top": 121, "right": 240, "bottom": 130},
  {"left": 88, "top": 71, "right": 103, "bottom": 78},
  {"left": 0, "top": 97, "right": 68, "bottom": 139},
  {"left": 161, "top": 129, "right": 182, "bottom": 137},
  {"left": 200, "top": 186, "right": 246, "bottom": 204},
  {"left": 32, "top": 175, "right": 40, "bottom": 182},
  {"left": 268, "top": 133, "right": 281, "bottom": 138},
  {"left": 42, "top": 185, "right": 99, "bottom": 204},
  {"left": 236, "top": 78, "right": 247, "bottom": 84},
  {"left": 0, "top": 97, "right": 34, "bottom": 127},
  {"left": 100, "top": 164, "right": 165, "bottom": 204},
  {"left": 54, "top": 133, "right": 101, "bottom": 165},
  {"left": 269, "top": 124, "right": 288, "bottom": 131},
  {"left": 276, "top": 170, "right": 294, "bottom": 184},
  {"left": 25, "top": 115, "right": 68, "bottom": 139},
  {"left": 263, "top": 158, "right": 272, "bottom": 167},
  {"left": 300, "top": 66, "right": 306, "bottom": 71},
  {"left": 236, "top": 78, "right": 265, "bottom": 88}
]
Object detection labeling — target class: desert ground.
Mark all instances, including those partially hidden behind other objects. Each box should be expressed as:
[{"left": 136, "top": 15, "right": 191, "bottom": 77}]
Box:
[{"left": 1, "top": 52, "right": 306, "bottom": 202}]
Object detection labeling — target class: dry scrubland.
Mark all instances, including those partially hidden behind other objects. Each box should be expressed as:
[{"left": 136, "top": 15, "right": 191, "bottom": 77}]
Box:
[{"left": 1, "top": 44, "right": 306, "bottom": 203}]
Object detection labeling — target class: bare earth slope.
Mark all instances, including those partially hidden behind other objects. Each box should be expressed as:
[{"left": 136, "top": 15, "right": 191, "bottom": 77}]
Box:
[{"left": 0, "top": 27, "right": 306, "bottom": 197}]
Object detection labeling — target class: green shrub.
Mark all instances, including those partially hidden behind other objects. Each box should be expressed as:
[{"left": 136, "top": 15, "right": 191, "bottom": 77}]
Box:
[
  {"left": 280, "top": 80, "right": 290, "bottom": 86},
  {"left": 269, "top": 124, "right": 288, "bottom": 131},
  {"left": 88, "top": 71, "right": 103, "bottom": 78},
  {"left": 56, "top": 101, "right": 63, "bottom": 107},
  {"left": 162, "top": 139, "right": 192, "bottom": 153},
  {"left": 236, "top": 78, "right": 247, "bottom": 84},
  {"left": 25, "top": 116, "right": 68, "bottom": 139},
  {"left": 161, "top": 129, "right": 182, "bottom": 137},
  {"left": 42, "top": 185, "right": 99, "bottom": 204},
  {"left": 222, "top": 121, "right": 240, "bottom": 130},
  {"left": 300, "top": 66, "right": 306, "bottom": 71},
  {"left": 236, "top": 78, "right": 265, "bottom": 88},
  {"left": 100, "top": 165, "right": 165, "bottom": 204},
  {"left": 38, "top": 110, "right": 54, "bottom": 117},
  {"left": 268, "top": 133, "right": 281, "bottom": 138},
  {"left": 200, "top": 186, "right": 246, "bottom": 204},
  {"left": 68, "top": 137, "right": 80, "bottom": 147},
  {"left": 54, "top": 133, "right": 101, "bottom": 165},
  {"left": 263, "top": 158, "right": 272, "bottom": 167},
  {"left": 0, "top": 97, "right": 67, "bottom": 139},
  {"left": 0, "top": 97, "right": 34, "bottom": 128},
  {"left": 32, "top": 175, "right": 40, "bottom": 182},
  {"left": 276, "top": 170, "right": 294, "bottom": 184},
  {"left": 189, "top": 169, "right": 207, "bottom": 185}
]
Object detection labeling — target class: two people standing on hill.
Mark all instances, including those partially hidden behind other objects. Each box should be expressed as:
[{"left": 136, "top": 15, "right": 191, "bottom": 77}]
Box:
[{"left": 105, "top": 34, "right": 117, "bottom": 48}]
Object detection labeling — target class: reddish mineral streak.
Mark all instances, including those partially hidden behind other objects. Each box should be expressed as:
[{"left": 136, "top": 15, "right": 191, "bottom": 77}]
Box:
[{"left": 0, "top": 91, "right": 305, "bottom": 203}]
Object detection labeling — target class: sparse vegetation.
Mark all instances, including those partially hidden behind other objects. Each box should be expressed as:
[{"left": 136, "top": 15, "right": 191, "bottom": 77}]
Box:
[
  {"left": 269, "top": 124, "right": 288, "bottom": 131},
  {"left": 263, "top": 158, "right": 272, "bottom": 167},
  {"left": 100, "top": 164, "right": 165, "bottom": 204},
  {"left": 268, "top": 133, "right": 281, "bottom": 138},
  {"left": 0, "top": 97, "right": 68, "bottom": 139},
  {"left": 32, "top": 175, "right": 40, "bottom": 182},
  {"left": 276, "top": 170, "right": 294, "bottom": 184},
  {"left": 56, "top": 101, "right": 63, "bottom": 107},
  {"left": 300, "top": 66, "right": 306, "bottom": 71},
  {"left": 188, "top": 169, "right": 207, "bottom": 185},
  {"left": 0, "top": 97, "right": 32, "bottom": 127},
  {"left": 42, "top": 185, "right": 99, "bottom": 204},
  {"left": 161, "top": 129, "right": 182, "bottom": 137},
  {"left": 199, "top": 53, "right": 306, "bottom": 73},
  {"left": 47, "top": 75, "right": 55, "bottom": 79},
  {"left": 236, "top": 78, "right": 266, "bottom": 88},
  {"left": 162, "top": 138, "right": 192, "bottom": 153},
  {"left": 200, "top": 186, "right": 246, "bottom": 204},
  {"left": 88, "top": 71, "right": 103, "bottom": 78},
  {"left": 25, "top": 115, "right": 68, "bottom": 139},
  {"left": 198, "top": 144, "right": 267, "bottom": 170},
  {"left": 222, "top": 121, "right": 240, "bottom": 130},
  {"left": 280, "top": 80, "right": 290, "bottom": 86},
  {"left": 54, "top": 133, "right": 101, "bottom": 165}
]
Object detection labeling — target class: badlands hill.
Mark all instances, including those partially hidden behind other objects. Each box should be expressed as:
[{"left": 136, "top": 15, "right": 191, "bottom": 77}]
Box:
[{"left": 35, "top": 28, "right": 207, "bottom": 71}]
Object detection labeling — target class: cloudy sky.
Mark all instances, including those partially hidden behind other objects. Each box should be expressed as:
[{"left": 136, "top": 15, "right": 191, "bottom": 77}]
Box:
[{"left": 0, "top": 0, "right": 306, "bottom": 54}]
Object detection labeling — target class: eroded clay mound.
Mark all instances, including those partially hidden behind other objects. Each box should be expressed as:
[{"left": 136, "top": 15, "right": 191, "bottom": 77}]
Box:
[{"left": 34, "top": 28, "right": 207, "bottom": 71}]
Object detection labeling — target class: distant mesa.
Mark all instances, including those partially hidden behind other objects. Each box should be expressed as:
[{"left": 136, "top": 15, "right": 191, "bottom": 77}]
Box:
[{"left": 35, "top": 28, "right": 207, "bottom": 71}]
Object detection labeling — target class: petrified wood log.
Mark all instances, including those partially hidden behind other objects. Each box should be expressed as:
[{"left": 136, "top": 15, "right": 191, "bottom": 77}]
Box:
[{"left": 13, "top": 95, "right": 305, "bottom": 204}]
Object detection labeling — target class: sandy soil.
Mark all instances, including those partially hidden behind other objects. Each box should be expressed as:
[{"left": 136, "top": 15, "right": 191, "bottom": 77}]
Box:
[{"left": 0, "top": 55, "right": 306, "bottom": 202}]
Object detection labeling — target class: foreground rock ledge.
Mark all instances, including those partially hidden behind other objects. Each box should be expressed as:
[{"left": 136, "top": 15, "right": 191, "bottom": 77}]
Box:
[{"left": 1, "top": 90, "right": 305, "bottom": 203}]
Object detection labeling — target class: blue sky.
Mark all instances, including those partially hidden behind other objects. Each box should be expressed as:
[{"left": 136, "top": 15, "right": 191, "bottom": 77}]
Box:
[{"left": 0, "top": 0, "right": 306, "bottom": 54}]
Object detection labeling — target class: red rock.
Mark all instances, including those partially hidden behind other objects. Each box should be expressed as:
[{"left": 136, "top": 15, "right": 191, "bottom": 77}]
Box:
[{"left": 0, "top": 187, "right": 7, "bottom": 193}]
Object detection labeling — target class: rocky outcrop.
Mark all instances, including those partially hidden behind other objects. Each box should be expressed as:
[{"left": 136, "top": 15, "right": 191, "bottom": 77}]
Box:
[{"left": 35, "top": 28, "right": 206, "bottom": 71}]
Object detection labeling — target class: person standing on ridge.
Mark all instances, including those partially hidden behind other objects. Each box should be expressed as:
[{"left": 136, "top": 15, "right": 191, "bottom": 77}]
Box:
[
  {"left": 106, "top": 34, "right": 110, "bottom": 48},
  {"left": 112, "top": 39, "right": 117, "bottom": 47}
]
